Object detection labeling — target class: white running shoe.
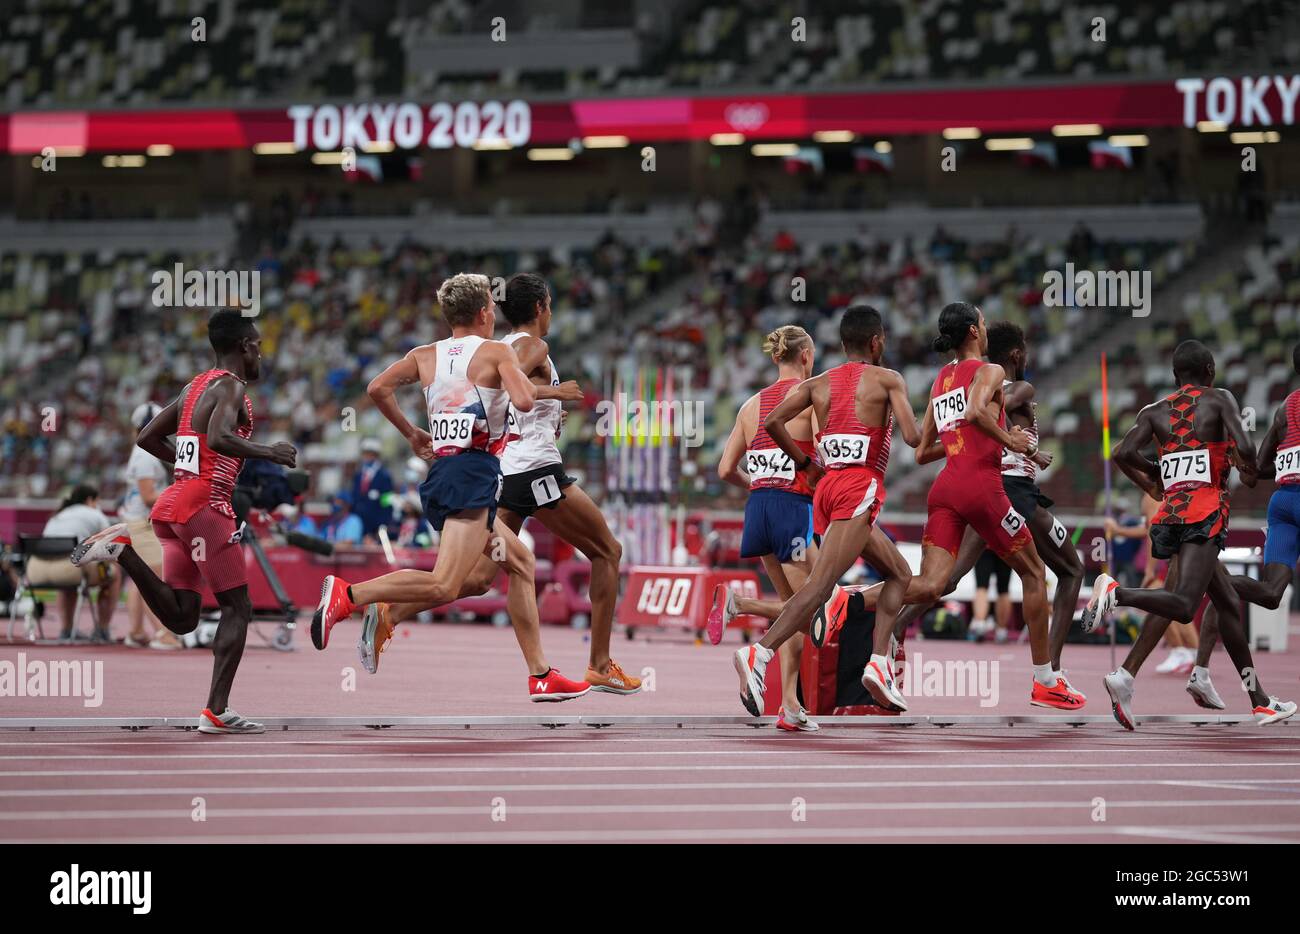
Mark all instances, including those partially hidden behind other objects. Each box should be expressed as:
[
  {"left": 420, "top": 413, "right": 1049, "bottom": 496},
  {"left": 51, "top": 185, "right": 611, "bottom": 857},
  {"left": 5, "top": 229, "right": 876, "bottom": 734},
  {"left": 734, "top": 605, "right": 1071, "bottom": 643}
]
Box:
[
  {"left": 1253, "top": 697, "right": 1298, "bottom": 726},
  {"left": 776, "top": 706, "right": 821, "bottom": 732},
  {"left": 733, "top": 643, "right": 773, "bottom": 717},
  {"left": 1186, "top": 668, "right": 1226, "bottom": 710},
  {"left": 862, "top": 656, "right": 908, "bottom": 711},
  {"left": 1155, "top": 649, "right": 1182, "bottom": 674},
  {"left": 1103, "top": 668, "right": 1137, "bottom": 731},
  {"left": 197, "top": 708, "right": 265, "bottom": 734},
  {"left": 1080, "top": 573, "right": 1118, "bottom": 634},
  {"left": 69, "top": 523, "right": 131, "bottom": 567}
]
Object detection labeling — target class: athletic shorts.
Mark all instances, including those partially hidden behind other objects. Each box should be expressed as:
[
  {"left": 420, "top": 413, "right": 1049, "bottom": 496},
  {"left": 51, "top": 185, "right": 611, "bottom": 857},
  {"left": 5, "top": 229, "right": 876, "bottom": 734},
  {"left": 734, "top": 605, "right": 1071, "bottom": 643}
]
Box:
[
  {"left": 1149, "top": 509, "right": 1227, "bottom": 561},
  {"left": 499, "top": 462, "right": 576, "bottom": 518},
  {"left": 923, "top": 467, "right": 1031, "bottom": 560},
  {"left": 741, "top": 488, "right": 814, "bottom": 562},
  {"left": 1002, "top": 475, "right": 1054, "bottom": 523},
  {"left": 974, "top": 549, "right": 1012, "bottom": 593},
  {"left": 152, "top": 505, "right": 247, "bottom": 595},
  {"left": 419, "top": 449, "right": 501, "bottom": 532},
  {"left": 812, "top": 467, "right": 885, "bottom": 536},
  {"left": 1262, "top": 486, "right": 1300, "bottom": 569}
]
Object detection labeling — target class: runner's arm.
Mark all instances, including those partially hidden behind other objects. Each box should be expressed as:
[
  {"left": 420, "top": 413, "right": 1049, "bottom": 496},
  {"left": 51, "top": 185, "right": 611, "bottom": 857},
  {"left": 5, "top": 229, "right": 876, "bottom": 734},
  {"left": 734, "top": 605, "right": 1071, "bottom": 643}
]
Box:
[
  {"left": 718, "top": 398, "right": 754, "bottom": 490},
  {"left": 967, "top": 363, "right": 1030, "bottom": 453},
  {"left": 1218, "top": 389, "right": 1257, "bottom": 487},
  {"left": 1254, "top": 403, "right": 1286, "bottom": 480},
  {"left": 763, "top": 376, "right": 819, "bottom": 469},
  {"left": 915, "top": 393, "right": 944, "bottom": 465},
  {"left": 1113, "top": 407, "right": 1162, "bottom": 500},
  {"left": 206, "top": 377, "right": 296, "bottom": 466},
  {"left": 136, "top": 395, "right": 180, "bottom": 464},
  {"left": 495, "top": 346, "right": 537, "bottom": 412},
  {"left": 883, "top": 369, "right": 921, "bottom": 447},
  {"left": 367, "top": 351, "right": 424, "bottom": 442}
]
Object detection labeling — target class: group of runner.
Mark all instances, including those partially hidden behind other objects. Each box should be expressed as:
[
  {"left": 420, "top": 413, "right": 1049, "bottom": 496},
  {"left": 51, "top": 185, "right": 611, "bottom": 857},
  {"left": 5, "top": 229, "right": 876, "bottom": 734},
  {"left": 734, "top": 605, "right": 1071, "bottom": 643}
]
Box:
[{"left": 71, "top": 290, "right": 1297, "bottom": 733}]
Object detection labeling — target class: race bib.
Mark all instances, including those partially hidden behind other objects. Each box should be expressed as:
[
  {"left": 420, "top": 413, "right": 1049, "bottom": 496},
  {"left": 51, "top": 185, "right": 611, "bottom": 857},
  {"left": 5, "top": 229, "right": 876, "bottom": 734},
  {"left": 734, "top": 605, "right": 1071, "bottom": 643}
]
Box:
[
  {"left": 174, "top": 434, "right": 200, "bottom": 474},
  {"left": 818, "top": 434, "right": 869, "bottom": 467},
  {"left": 746, "top": 449, "right": 796, "bottom": 482},
  {"left": 1276, "top": 445, "right": 1300, "bottom": 482},
  {"left": 531, "top": 474, "right": 562, "bottom": 506},
  {"left": 932, "top": 387, "right": 968, "bottom": 432},
  {"left": 1160, "top": 449, "right": 1211, "bottom": 491},
  {"left": 428, "top": 413, "right": 476, "bottom": 451},
  {"left": 1000, "top": 506, "right": 1026, "bottom": 538},
  {"left": 1049, "top": 517, "right": 1068, "bottom": 549}
]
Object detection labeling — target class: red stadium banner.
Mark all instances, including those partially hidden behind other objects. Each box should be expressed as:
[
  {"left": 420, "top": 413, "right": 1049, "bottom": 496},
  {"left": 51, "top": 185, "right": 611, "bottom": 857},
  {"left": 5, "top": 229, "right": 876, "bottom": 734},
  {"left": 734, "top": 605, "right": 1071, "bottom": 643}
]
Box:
[
  {"left": 619, "top": 566, "right": 764, "bottom": 633},
  {"left": 3, "top": 75, "right": 1297, "bottom": 154}
]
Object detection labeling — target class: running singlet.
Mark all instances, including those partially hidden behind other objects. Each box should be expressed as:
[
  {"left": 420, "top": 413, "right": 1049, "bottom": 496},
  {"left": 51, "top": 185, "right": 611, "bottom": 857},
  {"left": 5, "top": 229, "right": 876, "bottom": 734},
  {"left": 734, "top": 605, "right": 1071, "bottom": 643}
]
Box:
[
  {"left": 999, "top": 378, "right": 1039, "bottom": 480},
  {"left": 499, "top": 331, "right": 562, "bottom": 474},
  {"left": 747, "top": 377, "right": 816, "bottom": 496},
  {"left": 424, "top": 335, "right": 511, "bottom": 458},
  {"left": 151, "top": 368, "right": 253, "bottom": 523},
  {"left": 815, "top": 362, "right": 893, "bottom": 473},
  {"left": 1276, "top": 388, "right": 1300, "bottom": 486},
  {"left": 1152, "top": 385, "right": 1232, "bottom": 526},
  {"left": 931, "top": 357, "right": 1004, "bottom": 475}
]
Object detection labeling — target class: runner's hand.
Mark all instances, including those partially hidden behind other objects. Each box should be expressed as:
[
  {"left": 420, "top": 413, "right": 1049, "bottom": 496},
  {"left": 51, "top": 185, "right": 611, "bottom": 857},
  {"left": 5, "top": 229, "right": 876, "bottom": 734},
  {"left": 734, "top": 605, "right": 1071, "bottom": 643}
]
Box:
[
  {"left": 555, "top": 380, "right": 584, "bottom": 402},
  {"left": 269, "top": 442, "right": 298, "bottom": 468},
  {"left": 1005, "top": 425, "right": 1031, "bottom": 454},
  {"left": 1032, "top": 449, "right": 1053, "bottom": 469},
  {"left": 805, "top": 459, "right": 826, "bottom": 489},
  {"left": 407, "top": 428, "right": 434, "bottom": 461}
]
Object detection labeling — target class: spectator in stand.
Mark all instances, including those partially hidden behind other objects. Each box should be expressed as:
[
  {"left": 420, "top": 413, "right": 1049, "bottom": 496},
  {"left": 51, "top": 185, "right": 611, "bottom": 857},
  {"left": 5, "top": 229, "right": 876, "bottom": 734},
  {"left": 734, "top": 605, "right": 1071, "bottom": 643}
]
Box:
[
  {"left": 322, "top": 493, "right": 365, "bottom": 546},
  {"left": 119, "top": 403, "right": 182, "bottom": 649},
  {"left": 27, "top": 484, "right": 122, "bottom": 643},
  {"left": 350, "top": 439, "right": 394, "bottom": 539}
]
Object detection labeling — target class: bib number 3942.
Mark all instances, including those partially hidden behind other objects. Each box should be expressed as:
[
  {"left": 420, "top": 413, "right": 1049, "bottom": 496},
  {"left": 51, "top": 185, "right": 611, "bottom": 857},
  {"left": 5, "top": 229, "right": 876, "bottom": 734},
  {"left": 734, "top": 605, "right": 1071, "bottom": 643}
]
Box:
[
  {"left": 1276, "top": 445, "right": 1300, "bottom": 482},
  {"left": 932, "top": 387, "right": 967, "bottom": 432},
  {"left": 429, "top": 413, "right": 476, "bottom": 452},
  {"left": 746, "top": 450, "right": 795, "bottom": 482},
  {"left": 174, "top": 434, "right": 200, "bottom": 474},
  {"left": 1160, "top": 449, "right": 1211, "bottom": 491},
  {"left": 818, "top": 434, "right": 869, "bottom": 467}
]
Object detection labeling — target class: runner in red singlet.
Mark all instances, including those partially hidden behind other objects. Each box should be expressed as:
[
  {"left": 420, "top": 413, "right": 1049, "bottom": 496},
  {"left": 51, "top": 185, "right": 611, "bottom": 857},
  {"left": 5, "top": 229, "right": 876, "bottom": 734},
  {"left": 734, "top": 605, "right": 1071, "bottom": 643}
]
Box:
[
  {"left": 714, "top": 324, "right": 822, "bottom": 730},
  {"left": 1090, "top": 339, "right": 1295, "bottom": 728},
  {"left": 72, "top": 311, "right": 298, "bottom": 734},
  {"left": 732, "top": 306, "right": 920, "bottom": 714},
  {"left": 904, "top": 302, "right": 1084, "bottom": 709}
]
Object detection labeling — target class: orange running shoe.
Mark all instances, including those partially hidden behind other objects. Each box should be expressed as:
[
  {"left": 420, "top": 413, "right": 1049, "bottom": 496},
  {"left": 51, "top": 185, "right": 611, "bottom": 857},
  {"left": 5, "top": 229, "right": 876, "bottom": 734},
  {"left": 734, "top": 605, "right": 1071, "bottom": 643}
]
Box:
[
  {"left": 811, "top": 585, "right": 849, "bottom": 648},
  {"left": 358, "top": 602, "right": 395, "bottom": 674},
  {"left": 1031, "top": 676, "right": 1087, "bottom": 710},
  {"left": 585, "top": 660, "right": 642, "bottom": 695}
]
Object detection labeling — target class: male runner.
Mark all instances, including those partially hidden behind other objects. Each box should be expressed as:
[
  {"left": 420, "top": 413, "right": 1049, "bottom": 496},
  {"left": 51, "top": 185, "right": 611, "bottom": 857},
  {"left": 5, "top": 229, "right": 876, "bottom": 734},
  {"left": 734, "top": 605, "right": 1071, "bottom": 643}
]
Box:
[
  {"left": 1186, "top": 340, "right": 1300, "bottom": 707},
  {"left": 356, "top": 272, "right": 640, "bottom": 695},
  {"left": 310, "top": 273, "right": 591, "bottom": 702},
  {"left": 1087, "top": 339, "right": 1295, "bottom": 727},
  {"left": 72, "top": 310, "right": 297, "bottom": 734},
  {"left": 891, "top": 303, "right": 1084, "bottom": 709},
  {"left": 886, "top": 321, "right": 1086, "bottom": 698},
  {"left": 715, "top": 324, "right": 821, "bottom": 730},
  {"left": 732, "top": 306, "right": 921, "bottom": 715}
]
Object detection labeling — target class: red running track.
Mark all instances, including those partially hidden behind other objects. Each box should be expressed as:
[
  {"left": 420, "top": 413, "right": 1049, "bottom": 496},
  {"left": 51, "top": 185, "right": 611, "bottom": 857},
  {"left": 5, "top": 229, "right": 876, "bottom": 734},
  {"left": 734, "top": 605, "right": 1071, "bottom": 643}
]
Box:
[{"left": 2, "top": 618, "right": 1298, "bottom": 843}]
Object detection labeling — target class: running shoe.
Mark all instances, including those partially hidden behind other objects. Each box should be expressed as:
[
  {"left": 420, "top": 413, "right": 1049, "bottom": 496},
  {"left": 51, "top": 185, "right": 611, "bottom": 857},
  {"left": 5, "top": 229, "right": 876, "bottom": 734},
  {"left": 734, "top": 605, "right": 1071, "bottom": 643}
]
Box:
[
  {"left": 311, "top": 574, "right": 355, "bottom": 650},
  {"left": 1056, "top": 670, "right": 1086, "bottom": 701},
  {"left": 358, "top": 602, "right": 395, "bottom": 674},
  {"left": 776, "top": 706, "right": 820, "bottom": 732},
  {"left": 1103, "top": 668, "right": 1137, "bottom": 731},
  {"left": 733, "top": 643, "right": 773, "bottom": 717},
  {"left": 862, "top": 657, "right": 908, "bottom": 711},
  {"left": 585, "top": 660, "right": 642, "bottom": 695},
  {"left": 197, "top": 708, "right": 265, "bottom": 735},
  {"left": 1173, "top": 647, "right": 1196, "bottom": 675},
  {"left": 123, "top": 633, "right": 149, "bottom": 648},
  {"left": 706, "top": 583, "right": 736, "bottom": 645},
  {"left": 1030, "top": 677, "right": 1086, "bottom": 710},
  {"left": 528, "top": 669, "right": 591, "bottom": 702},
  {"left": 69, "top": 523, "right": 131, "bottom": 567},
  {"left": 1186, "top": 669, "right": 1226, "bottom": 710},
  {"left": 1253, "top": 697, "right": 1298, "bottom": 726},
  {"left": 1154, "top": 649, "right": 1182, "bottom": 674},
  {"left": 811, "top": 585, "right": 849, "bottom": 648},
  {"left": 1080, "top": 573, "right": 1118, "bottom": 634}
]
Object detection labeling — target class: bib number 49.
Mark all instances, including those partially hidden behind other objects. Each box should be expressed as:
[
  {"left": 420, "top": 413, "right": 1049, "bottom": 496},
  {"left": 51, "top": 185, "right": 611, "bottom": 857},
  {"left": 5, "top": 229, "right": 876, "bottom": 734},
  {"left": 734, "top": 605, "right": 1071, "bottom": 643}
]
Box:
[{"left": 174, "top": 434, "right": 200, "bottom": 474}]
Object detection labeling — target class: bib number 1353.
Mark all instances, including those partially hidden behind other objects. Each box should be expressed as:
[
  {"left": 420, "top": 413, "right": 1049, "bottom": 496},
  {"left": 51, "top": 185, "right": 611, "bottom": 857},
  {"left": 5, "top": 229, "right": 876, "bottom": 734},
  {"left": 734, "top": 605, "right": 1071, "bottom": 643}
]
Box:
[
  {"left": 818, "top": 434, "right": 869, "bottom": 467},
  {"left": 174, "top": 434, "right": 200, "bottom": 474}
]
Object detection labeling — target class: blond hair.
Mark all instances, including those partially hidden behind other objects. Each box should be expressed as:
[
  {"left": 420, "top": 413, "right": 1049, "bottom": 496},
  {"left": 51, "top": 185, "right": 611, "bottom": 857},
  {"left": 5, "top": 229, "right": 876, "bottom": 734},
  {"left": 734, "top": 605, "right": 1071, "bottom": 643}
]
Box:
[
  {"left": 437, "top": 272, "right": 492, "bottom": 326},
  {"left": 762, "top": 325, "right": 812, "bottom": 363}
]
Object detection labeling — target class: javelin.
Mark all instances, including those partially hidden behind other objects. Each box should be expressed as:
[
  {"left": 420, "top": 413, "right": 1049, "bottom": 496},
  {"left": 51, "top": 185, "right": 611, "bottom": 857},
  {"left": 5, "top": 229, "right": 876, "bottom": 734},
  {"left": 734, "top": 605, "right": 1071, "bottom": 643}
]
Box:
[{"left": 1101, "top": 352, "right": 1115, "bottom": 669}]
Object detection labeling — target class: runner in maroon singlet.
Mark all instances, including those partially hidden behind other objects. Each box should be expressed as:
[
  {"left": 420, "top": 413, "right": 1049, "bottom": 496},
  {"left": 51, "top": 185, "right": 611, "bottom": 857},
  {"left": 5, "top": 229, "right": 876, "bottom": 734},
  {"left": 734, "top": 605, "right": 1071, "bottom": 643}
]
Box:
[
  {"left": 732, "top": 306, "right": 921, "bottom": 714},
  {"left": 72, "top": 311, "right": 297, "bottom": 734}
]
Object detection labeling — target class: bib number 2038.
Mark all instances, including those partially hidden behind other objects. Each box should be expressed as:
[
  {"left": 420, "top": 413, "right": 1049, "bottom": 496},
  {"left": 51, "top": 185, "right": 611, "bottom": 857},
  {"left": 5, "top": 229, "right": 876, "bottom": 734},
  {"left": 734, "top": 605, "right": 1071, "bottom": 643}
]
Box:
[
  {"left": 429, "top": 413, "right": 476, "bottom": 450},
  {"left": 174, "top": 434, "right": 200, "bottom": 474},
  {"left": 1160, "top": 449, "right": 1210, "bottom": 490}
]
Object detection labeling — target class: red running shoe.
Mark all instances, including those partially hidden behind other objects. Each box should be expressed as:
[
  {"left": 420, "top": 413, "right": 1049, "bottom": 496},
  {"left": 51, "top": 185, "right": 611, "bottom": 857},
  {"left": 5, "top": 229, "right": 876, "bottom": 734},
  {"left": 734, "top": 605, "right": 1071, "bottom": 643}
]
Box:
[
  {"left": 311, "top": 575, "right": 355, "bottom": 650},
  {"left": 1031, "top": 676, "right": 1087, "bottom": 711},
  {"left": 811, "top": 585, "right": 849, "bottom": 648},
  {"left": 529, "top": 669, "right": 591, "bottom": 702}
]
